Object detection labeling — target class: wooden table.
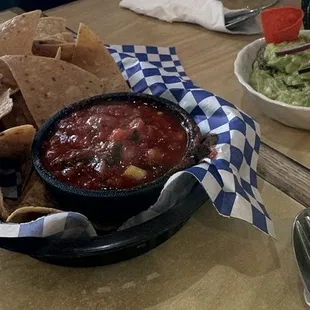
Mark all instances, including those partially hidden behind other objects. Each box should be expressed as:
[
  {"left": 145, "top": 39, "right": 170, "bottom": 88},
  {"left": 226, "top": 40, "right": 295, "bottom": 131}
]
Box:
[{"left": 0, "top": 1, "right": 309, "bottom": 309}]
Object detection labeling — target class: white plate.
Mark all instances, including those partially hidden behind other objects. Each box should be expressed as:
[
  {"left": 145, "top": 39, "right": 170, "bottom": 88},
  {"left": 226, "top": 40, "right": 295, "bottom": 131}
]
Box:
[{"left": 234, "top": 30, "right": 310, "bottom": 130}]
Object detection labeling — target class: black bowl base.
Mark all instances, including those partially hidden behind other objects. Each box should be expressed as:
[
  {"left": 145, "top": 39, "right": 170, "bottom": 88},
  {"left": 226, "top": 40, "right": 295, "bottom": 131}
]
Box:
[{"left": 0, "top": 184, "right": 208, "bottom": 267}]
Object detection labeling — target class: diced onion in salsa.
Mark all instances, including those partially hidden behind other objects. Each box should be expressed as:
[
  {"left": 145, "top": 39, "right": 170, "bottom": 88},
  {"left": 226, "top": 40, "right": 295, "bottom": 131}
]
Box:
[{"left": 122, "top": 165, "right": 147, "bottom": 180}]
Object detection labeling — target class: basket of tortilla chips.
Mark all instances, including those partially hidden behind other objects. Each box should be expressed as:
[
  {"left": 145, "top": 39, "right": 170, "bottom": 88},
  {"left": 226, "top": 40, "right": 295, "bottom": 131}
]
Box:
[
  {"left": 0, "top": 10, "right": 129, "bottom": 223},
  {"left": 0, "top": 11, "right": 273, "bottom": 267}
]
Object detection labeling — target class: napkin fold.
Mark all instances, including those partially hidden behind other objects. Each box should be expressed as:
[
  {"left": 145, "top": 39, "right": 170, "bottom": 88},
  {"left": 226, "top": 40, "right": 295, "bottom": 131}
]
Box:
[{"left": 120, "top": 0, "right": 261, "bottom": 34}]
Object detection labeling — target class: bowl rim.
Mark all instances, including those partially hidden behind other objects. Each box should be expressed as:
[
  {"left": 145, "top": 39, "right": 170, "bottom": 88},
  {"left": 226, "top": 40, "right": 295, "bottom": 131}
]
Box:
[
  {"left": 32, "top": 92, "right": 201, "bottom": 199},
  {"left": 234, "top": 29, "right": 310, "bottom": 112}
]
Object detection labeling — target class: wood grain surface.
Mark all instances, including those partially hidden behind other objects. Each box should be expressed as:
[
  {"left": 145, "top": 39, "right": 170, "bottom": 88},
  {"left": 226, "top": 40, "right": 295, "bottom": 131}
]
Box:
[{"left": 258, "top": 143, "right": 310, "bottom": 208}]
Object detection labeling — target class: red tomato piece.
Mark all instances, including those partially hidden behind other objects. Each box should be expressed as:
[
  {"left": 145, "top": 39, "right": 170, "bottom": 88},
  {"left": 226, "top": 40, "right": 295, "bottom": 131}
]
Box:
[
  {"left": 108, "top": 128, "right": 131, "bottom": 141},
  {"left": 129, "top": 118, "right": 145, "bottom": 133}
]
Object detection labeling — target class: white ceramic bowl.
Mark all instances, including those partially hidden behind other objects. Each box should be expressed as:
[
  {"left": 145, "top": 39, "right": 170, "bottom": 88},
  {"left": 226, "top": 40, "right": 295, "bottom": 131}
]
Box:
[{"left": 234, "top": 30, "right": 310, "bottom": 130}]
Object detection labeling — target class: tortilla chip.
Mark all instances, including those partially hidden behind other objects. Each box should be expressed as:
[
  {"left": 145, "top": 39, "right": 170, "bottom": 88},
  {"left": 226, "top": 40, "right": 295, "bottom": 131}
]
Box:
[
  {"left": 0, "top": 173, "right": 60, "bottom": 222},
  {"left": 19, "top": 175, "right": 59, "bottom": 209},
  {"left": 0, "top": 84, "right": 7, "bottom": 96},
  {"left": 1, "top": 55, "right": 104, "bottom": 126},
  {"left": 6, "top": 206, "right": 61, "bottom": 223},
  {"left": 0, "top": 74, "right": 5, "bottom": 94},
  {"left": 72, "top": 23, "right": 129, "bottom": 92},
  {"left": 19, "top": 157, "right": 33, "bottom": 192},
  {"left": 0, "top": 58, "right": 18, "bottom": 89},
  {"left": 0, "top": 89, "right": 13, "bottom": 119},
  {"left": 0, "top": 196, "right": 20, "bottom": 221},
  {"left": 32, "top": 42, "right": 75, "bottom": 62},
  {"left": 0, "top": 125, "right": 35, "bottom": 158},
  {"left": 35, "top": 33, "right": 74, "bottom": 45},
  {"left": 0, "top": 188, "right": 3, "bottom": 219},
  {"left": 35, "top": 37, "right": 66, "bottom": 45},
  {"left": 0, "top": 11, "right": 41, "bottom": 57},
  {"left": 0, "top": 92, "right": 36, "bottom": 197},
  {"left": 62, "top": 31, "right": 75, "bottom": 43},
  {"left": 34, "top": 17, "right": 70, "bottom": 45},
  {"left": 0, "top": 74, "right": 9, "bottom": 96},
  {"left": 55, "top": 47, "right": 61, "bottom": 60},
  {"left": 1, "top": 91, "right": 36, "bottom": 132},
  {"left": 36, "top": 16, "right": 66, "bottom": 37}
]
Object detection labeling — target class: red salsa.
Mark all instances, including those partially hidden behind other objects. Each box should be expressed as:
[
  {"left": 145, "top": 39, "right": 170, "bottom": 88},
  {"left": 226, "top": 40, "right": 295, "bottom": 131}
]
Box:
[{"left": 41, "top": 99, "right": 188, "bottom": 190}]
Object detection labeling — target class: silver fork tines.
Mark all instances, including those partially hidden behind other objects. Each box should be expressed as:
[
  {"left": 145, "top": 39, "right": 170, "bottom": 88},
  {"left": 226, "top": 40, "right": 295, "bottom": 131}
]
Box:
[
  {"left": 296, "top": 220, "right": 310, "bottom": 262},
  {"left": 224, "top": 0, "right": 279, "bottom": 29},
  {"left": 305, "top": 216, "right": 310, "bottom": 228}
]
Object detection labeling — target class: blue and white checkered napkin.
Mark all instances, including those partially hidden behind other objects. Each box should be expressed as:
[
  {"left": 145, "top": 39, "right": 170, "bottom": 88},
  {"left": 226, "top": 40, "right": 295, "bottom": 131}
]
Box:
[{"left": 0, "top": 44, "right": 275, "bottom": 240}]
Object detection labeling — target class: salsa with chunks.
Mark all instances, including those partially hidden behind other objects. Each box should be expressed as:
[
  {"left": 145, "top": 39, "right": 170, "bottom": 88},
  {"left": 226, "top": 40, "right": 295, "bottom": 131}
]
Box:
[{"left": 41, "top": 99, "right": 188, "bottom": 190}]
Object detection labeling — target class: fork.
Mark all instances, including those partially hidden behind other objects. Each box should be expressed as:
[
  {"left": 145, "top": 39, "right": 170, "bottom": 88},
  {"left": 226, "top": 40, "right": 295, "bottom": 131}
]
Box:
[
  {"left": 292, "top": 208, "right": 310, "bottom": 307},
  {"left": 225, "top": 0, "right": 279, "bottom": 29}
]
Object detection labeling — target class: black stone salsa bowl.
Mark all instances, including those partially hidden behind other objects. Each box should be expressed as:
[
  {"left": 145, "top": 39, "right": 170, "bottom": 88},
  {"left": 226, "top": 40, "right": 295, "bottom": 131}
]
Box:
[{"left": 32, "top": 93, "right": 202, "bottom": 225}]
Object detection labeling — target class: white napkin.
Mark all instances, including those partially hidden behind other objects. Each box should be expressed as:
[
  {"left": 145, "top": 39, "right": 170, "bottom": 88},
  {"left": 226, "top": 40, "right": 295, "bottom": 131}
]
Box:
[{"left": 120, "top": 0, "right": 261, "bottom": 35}]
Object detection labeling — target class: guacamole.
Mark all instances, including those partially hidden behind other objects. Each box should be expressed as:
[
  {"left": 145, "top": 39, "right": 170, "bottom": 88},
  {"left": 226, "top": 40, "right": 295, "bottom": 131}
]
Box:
[{"left": 249, "top": 35, "right": 310, "bottom": 107}]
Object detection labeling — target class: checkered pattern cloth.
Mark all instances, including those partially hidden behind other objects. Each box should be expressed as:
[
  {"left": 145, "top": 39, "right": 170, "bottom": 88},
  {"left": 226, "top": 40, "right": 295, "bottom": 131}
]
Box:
[
  {"left": 0, "top": 44, "right": 275, "bottom": 240},
  {"left": 0, "top": 160, "right": 21, "bottom": 199}
]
